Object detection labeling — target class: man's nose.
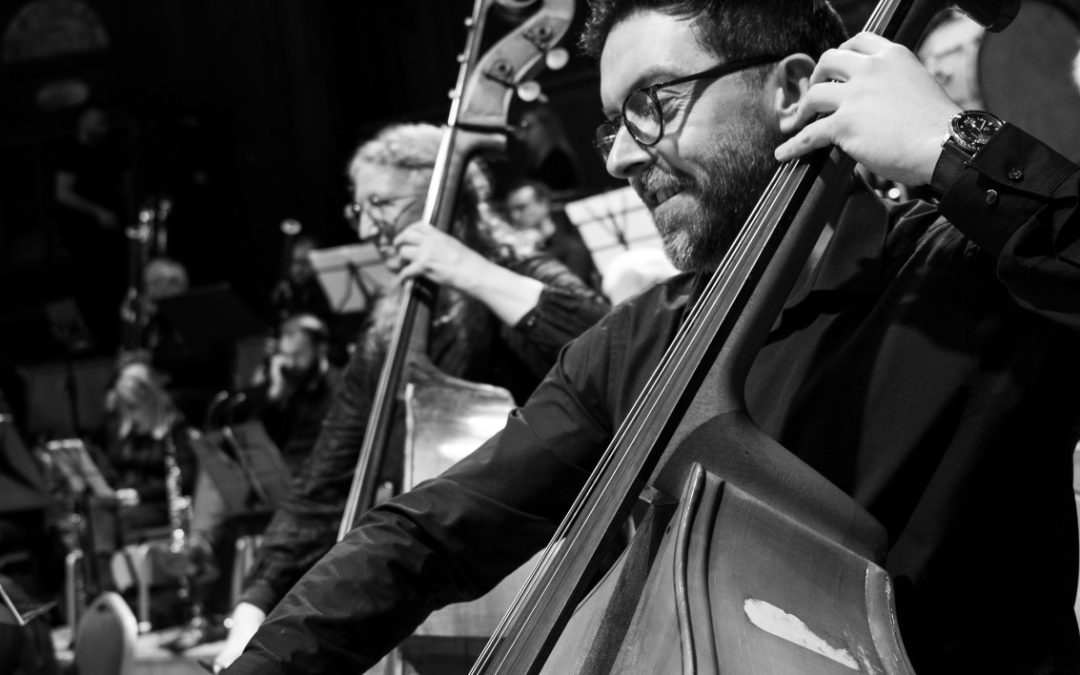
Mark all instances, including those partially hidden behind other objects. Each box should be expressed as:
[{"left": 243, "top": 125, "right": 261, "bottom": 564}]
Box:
[{"left": 605, "top": 125, "right": 651, "bottom": 179}]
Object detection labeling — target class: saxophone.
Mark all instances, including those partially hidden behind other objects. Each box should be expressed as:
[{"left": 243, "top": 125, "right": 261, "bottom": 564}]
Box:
[
  {"left": 162, "top": 431, "right": 191, "bottom": 558},
  {"left": 161, "top": 429, "right": 207, "bottom": 639}
]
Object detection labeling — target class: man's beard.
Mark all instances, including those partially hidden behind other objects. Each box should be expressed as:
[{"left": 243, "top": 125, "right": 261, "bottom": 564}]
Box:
[
  {"left": 636, "top": 120, "right": 783, "bottom": 272},
  {"left": 279, "top": 361, "right": 320, "bottom": 395}
]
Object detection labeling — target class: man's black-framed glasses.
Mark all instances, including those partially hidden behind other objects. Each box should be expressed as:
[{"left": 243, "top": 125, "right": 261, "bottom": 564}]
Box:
[
  {"left": 594, "top": 54, "right": 785, "bottom": 161},
  {"left": 343, "top": 194, "right": 419, "bottom": 241}
]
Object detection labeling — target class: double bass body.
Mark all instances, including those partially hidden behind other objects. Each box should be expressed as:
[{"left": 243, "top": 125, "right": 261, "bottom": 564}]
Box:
[{"left": 540, "top": 414, "right": 910, "bottom": 675}]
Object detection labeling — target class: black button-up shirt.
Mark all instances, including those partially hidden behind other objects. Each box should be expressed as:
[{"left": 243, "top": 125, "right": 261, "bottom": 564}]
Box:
[{"left": 232, "top": 125, "right": 1080, "bottom": 674}]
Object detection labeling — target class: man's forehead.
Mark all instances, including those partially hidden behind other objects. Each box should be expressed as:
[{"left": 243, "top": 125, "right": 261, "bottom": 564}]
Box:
[
  {"left": 509, "top": 186, "right": 537, "bottom": 203},
  {"left": 598, "top": 11, "right": 714, "bottom": 111}
]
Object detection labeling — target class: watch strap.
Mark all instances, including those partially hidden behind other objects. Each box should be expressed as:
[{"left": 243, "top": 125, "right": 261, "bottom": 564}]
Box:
[{"left": 931, "top": 139, "right": 971, "bottom": 196}]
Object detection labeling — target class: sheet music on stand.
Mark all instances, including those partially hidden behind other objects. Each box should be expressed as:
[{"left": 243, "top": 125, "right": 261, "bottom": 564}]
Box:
[
  {"left": 45, "top": 438, "right": 115, "bottom": 499},
  {"left": 563, "top": 186, "right": 664, "bottom": 273},
  {"left": 308, "top": 243, "right": 395, "bottom": 315}
]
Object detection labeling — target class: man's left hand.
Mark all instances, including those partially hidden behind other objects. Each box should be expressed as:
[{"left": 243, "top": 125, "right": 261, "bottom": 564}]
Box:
[{"left": 774, "top": 32, "right": 962, "bottom": 186}]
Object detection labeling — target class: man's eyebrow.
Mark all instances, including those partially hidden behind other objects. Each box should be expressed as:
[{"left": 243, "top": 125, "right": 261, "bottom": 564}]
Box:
[{"left": 601, "top": 65, "right": 682, "bottom": 119}]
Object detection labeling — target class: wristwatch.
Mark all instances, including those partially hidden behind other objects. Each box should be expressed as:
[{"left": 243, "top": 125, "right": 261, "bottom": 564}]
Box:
[
  {"left": 932, "top": 109, "right": 1005, "bottom": 194},
  {"left": 945, "top": 109, "right": 1005, "bottom": 155}
]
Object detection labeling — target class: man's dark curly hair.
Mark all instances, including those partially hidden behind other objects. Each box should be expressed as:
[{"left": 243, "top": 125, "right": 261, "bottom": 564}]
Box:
[{"left": 580, "top": 0, "right": 848, "bottom": 76}]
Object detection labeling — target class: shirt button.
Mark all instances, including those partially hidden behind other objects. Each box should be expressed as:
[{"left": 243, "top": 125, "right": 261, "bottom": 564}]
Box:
[
  {"left": 985, "top": 189, "right": 999, "bottom": 206},
  {"left": 1007, "top": 167, "right": 1024, "bottom": 182}
]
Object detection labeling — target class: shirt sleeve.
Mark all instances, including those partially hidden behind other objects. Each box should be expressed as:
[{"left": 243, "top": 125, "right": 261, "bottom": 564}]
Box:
[
  {"left": 237, "top": 258, "right": 607, "bottom": 617},
  {"left": 505, "top": 254, "right": 611, "bottom": 371},
  {"left": 236, "top": 347, "right": 380, "bottom": 614},
  {"left": 935, "top": 124, "right": 1080, "bottom": 327},
  {"left": 226, "top": 298, "right": 629, "bottom": 674}
]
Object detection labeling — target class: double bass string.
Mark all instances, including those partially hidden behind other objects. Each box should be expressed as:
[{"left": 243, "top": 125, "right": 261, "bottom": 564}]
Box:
[
  {"left": 476, "top": 0, "right": 965, "bottom": 671},
  {"left": 475, "top": 159, "right": 809, "bottom": 667}
]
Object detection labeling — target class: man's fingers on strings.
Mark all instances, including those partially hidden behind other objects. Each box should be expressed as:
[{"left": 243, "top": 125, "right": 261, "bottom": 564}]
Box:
[
  {"left": 774, "top": 117, "right": 835, "bottom": 162},
  {"left": 839, "top": 31, "right": 892, "bottom": 55},
  {"left": 396, "top": 261, "right": 426, "bottom": 284},
  {"left": 785, "top": 81, "right": 844, "bottom": 132},
  {"left": 809, "top": 48, "right": 864, "bottom": 86}
]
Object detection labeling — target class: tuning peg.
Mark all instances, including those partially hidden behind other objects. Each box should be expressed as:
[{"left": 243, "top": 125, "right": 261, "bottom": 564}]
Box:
[
  {"left": 522, "top": 22, "right": 568, "bottom": 72},
  {"left": 545, "top": 47, "right": 569, "bottom": 71},
  {"left": 516, "top": 81, "right": 542, "bottom": 102}
]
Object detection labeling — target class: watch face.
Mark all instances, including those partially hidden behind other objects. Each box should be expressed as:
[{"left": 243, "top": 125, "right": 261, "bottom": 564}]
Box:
[{"left": 953, "top": 111, "right": 1004, "bottom": 148}]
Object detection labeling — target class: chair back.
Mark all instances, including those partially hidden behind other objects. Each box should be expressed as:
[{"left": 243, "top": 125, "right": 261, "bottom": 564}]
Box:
[{"left": 73, "top": 591, "right": 137, "bottom": 675}]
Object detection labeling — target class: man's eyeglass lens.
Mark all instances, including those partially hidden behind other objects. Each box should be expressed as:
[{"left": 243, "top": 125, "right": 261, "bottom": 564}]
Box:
[{"left": 594, "top": 54, "right": 783, "bottom": 161}]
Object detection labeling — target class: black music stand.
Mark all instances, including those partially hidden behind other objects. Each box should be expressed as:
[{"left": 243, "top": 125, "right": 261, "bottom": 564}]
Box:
[
  {"left": 45, "top": 439, "right": 117, "bottom": 600},
  {"left": 155, "top": 284, "right": 265, "bottom": 347},
  {"left": 190, "top": 421, "right": 290, "bottom": 518}
]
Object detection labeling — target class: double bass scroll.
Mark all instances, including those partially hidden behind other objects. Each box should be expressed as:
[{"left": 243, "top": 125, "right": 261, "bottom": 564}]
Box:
[{"left": 337, "top": 0, "right": 576, "bottom": 540}]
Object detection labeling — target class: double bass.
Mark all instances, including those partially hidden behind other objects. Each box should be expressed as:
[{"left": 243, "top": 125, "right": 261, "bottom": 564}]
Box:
[
  {"left": 464, "top": 0, "right": 1019, "bottom": 673},
  {"left": 335, "top": 0, "right": 577, "bottom": 661}
]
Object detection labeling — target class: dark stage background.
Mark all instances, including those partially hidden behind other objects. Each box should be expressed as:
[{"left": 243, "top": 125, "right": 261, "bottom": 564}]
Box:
[{"left": 0, "top": 0, "right": 878, "bottom": 427}]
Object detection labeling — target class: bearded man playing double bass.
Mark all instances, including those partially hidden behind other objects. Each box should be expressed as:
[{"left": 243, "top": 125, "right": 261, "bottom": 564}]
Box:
[{"left": 226, "top": 1, "right": 1080, "bottom": 673}]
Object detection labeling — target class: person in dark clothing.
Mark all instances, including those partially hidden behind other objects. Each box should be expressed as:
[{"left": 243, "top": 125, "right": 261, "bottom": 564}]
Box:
[
  {"left": 269, "top": 236, "right": 334, "bottom": 326},
  {"left": 212, "top": 123, "right": 610, "bottom": 669},
  {"left": 189, "top": 312, "right": 339, "bottom": 537},
  {"left": 133, "top": 257, "right": 232, "bottom": 425},
  {"left": 166, "top": 313, "right": 340, "bottom": 648},
  {"left": 513, "top": 104, "right": 583, "bottom": 192},
  {"left": 98, "top": 361, "right": 197, "bottom": 533},
  {"left": 53, "top": 105, "right": 131, "bottom": 351},
  {"left": 229, "top": 313, "right": 338, "bottom": 473},
  {"left": 506, "top": 179, "right": 603, "bottom": 292},
  {"left": 223, "top": 2, "right": 1080, "bottom": 674}
]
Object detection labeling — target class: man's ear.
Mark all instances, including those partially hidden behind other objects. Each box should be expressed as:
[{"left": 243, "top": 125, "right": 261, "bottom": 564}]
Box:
[{"left": 769, "top": 54, "right": 816, "bottom": 134}]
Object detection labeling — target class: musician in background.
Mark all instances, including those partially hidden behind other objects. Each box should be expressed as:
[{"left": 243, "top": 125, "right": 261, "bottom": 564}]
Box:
[
  {"left": 239, "top": 314, "right": 338, "bottom": 472},
  {"left": 131, "top": 256, "right": 230, "bottom": 425},
  {"left": 915, "top": 9, "right": 985, "bottom": 111},
  {"left": 212, "top": 122, "right": 609, "bottom": 669},
  {"left": 170, "top": 313, "right": 340, "bottom": 647},
  {"left": 225, "top": 1, "right": 1080, "bottom": 674},
  {"left": 99, "top": 361, "right": 196, "bottom": 533},
  {"left": 269, "top": 235, "right": 333, "bottom": 326},
  {"left": 505, "top": 179, "right": 603, "bottom": 292},
  {"left": 135, "top": 256, "right": 190, "bottom": 354},
  {"left": 192, "top": 312, "right": 339, "bottom": 529},
  {"left": 512, "top": 103, "right": 583, "bottom": 192},
  {"left": 53, "top": 104, "right": 132, "bottom": 351}
]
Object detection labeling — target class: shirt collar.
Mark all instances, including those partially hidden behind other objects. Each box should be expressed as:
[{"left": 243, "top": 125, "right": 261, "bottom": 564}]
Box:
[
  {"left": 780, "top": 178, "right": 890, "bottom": 310},
  {"left": 684, "top": 179, "right": 891, "bottom": 322}
]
